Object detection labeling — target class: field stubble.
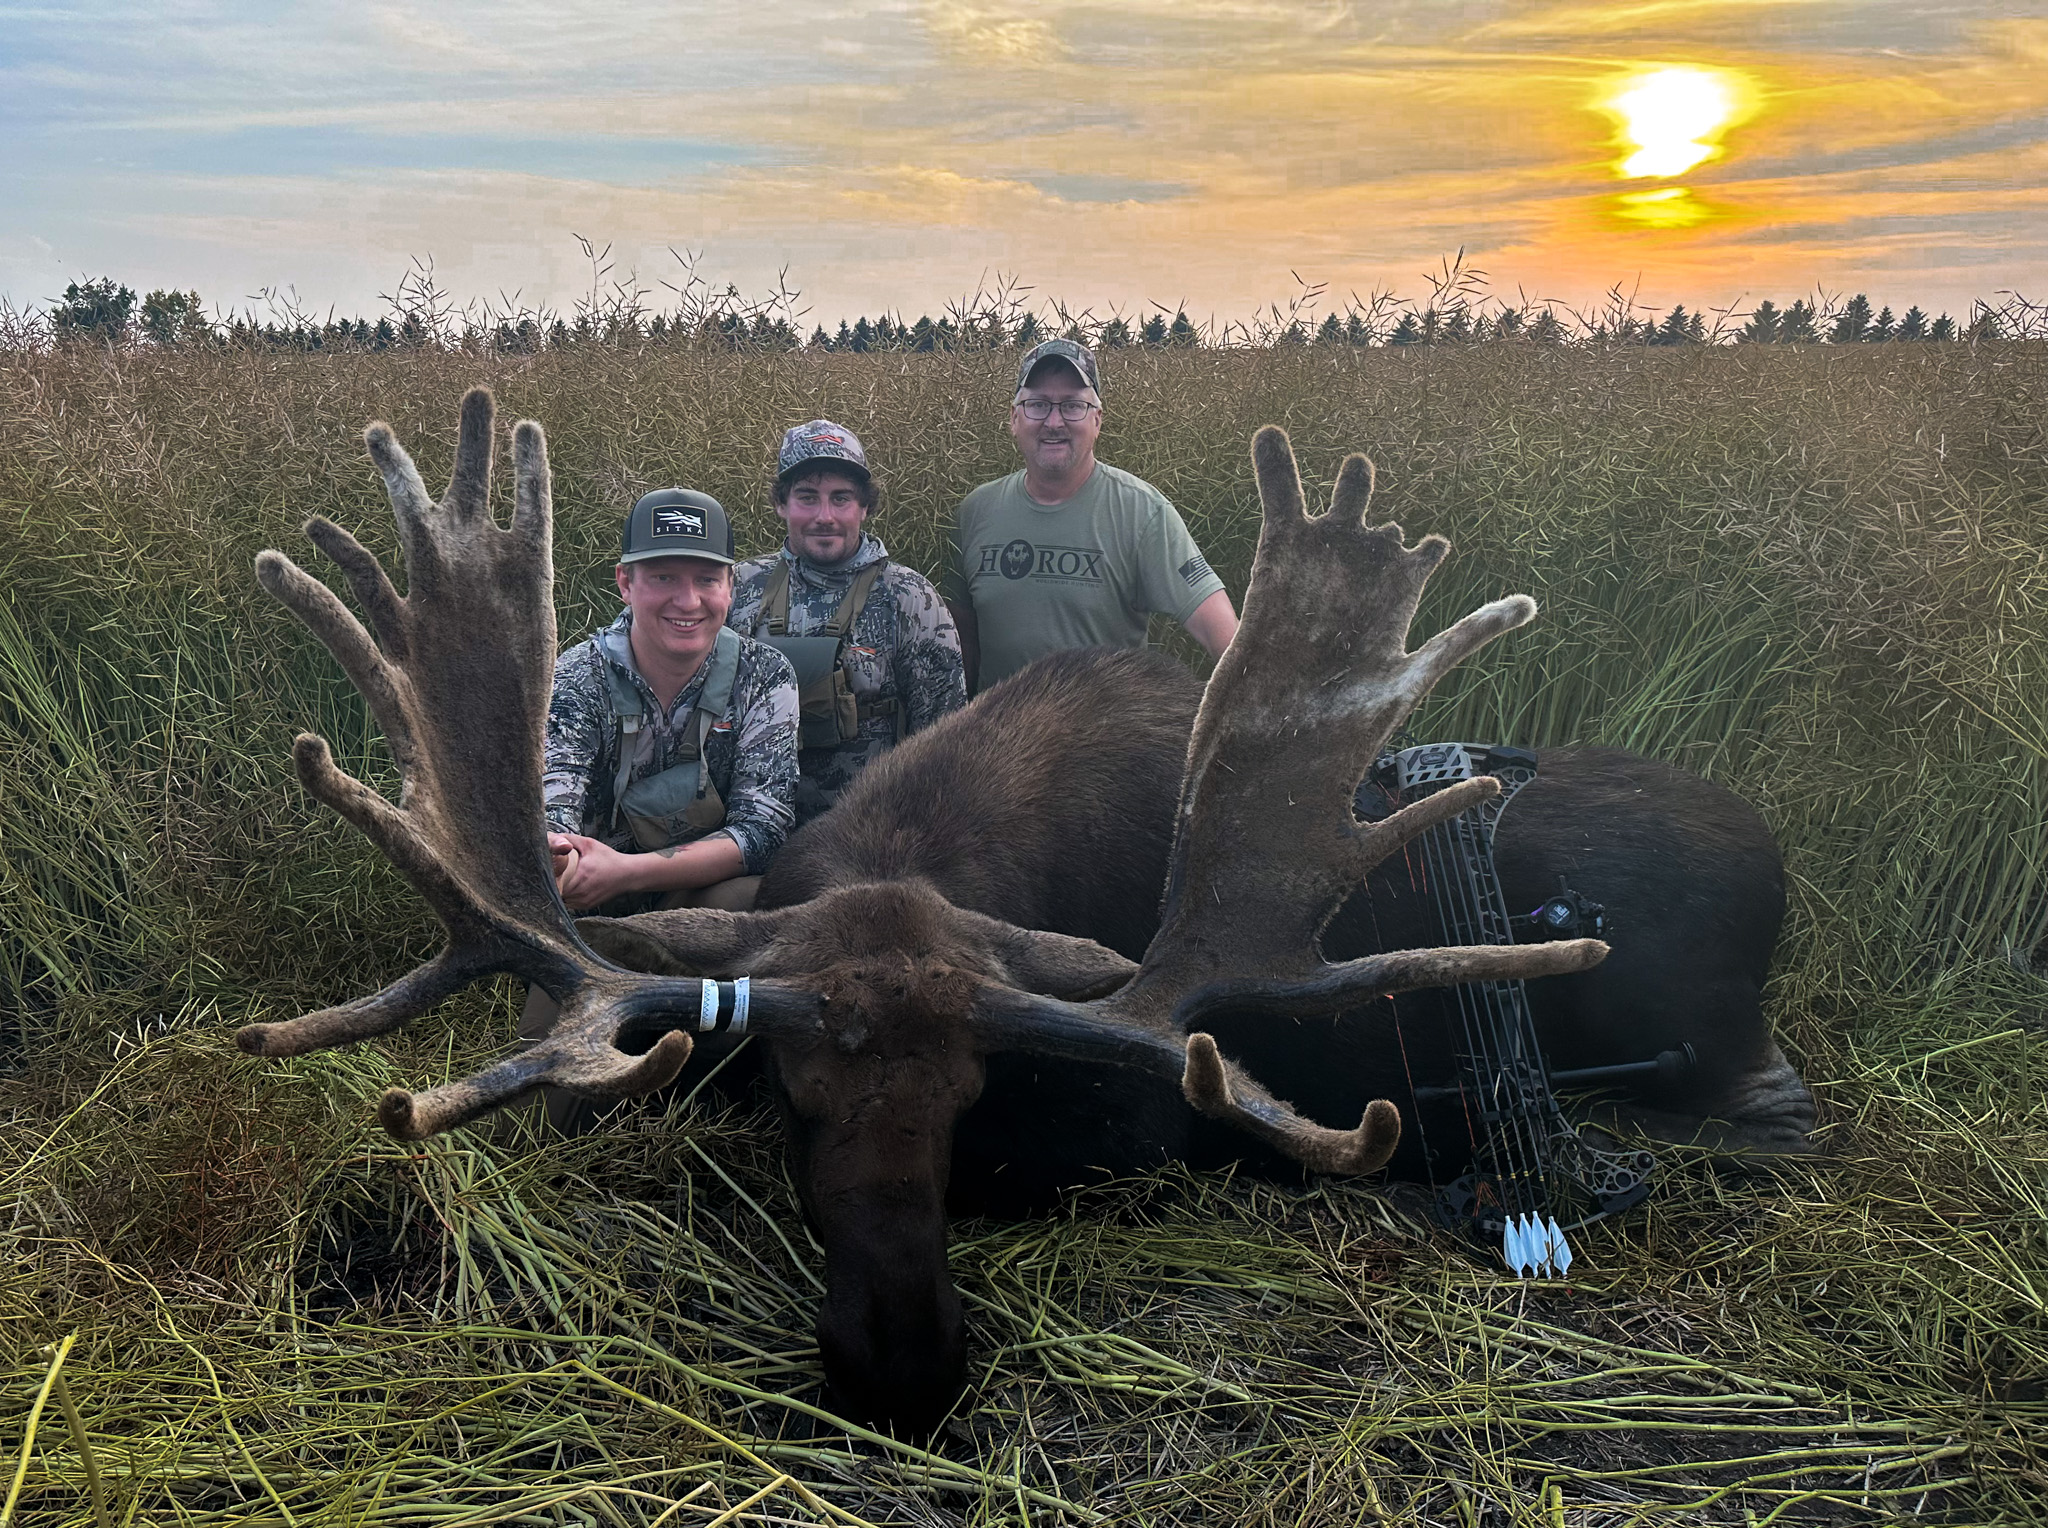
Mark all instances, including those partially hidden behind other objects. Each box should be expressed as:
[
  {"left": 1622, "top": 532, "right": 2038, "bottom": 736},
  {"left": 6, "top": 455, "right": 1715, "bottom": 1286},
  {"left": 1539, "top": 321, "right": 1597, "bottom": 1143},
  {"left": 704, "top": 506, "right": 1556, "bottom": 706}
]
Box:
[{"left": 0, "top": 341, "right": 2044, "bottom": 1524}]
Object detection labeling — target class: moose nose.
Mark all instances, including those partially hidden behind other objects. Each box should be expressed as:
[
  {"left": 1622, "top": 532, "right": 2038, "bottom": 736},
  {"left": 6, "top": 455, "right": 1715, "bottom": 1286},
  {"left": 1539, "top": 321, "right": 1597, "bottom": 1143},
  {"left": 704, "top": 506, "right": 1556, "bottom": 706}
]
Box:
[{"left": 816, "top": 1264, "right": 966, "bottom": 1433}]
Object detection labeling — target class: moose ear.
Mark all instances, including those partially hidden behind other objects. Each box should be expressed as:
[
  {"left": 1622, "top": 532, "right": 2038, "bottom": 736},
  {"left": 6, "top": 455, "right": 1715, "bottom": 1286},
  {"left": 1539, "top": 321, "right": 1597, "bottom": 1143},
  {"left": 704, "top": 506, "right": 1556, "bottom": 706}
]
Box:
[
  {"left": 576, "top": 907, "right": 789, "bottom": 977},
  {"left": 990, "top": 927, "right": 1139, "bottom": 1001}
]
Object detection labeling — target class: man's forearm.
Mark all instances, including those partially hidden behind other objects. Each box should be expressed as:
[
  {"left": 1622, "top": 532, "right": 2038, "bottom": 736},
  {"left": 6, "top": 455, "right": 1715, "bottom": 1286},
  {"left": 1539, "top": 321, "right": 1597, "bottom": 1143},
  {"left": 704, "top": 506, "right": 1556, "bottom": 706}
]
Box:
[{"left": 636, "top": 833, "right": 748, "bottom": 892}]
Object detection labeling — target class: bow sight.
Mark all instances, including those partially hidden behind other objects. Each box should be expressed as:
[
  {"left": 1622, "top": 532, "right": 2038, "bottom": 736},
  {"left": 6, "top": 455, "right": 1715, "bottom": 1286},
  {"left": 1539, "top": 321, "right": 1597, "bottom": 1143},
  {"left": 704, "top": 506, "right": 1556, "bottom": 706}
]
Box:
[{"left": 1366, "top": 743, "right": 1692, "bottom": 1278}]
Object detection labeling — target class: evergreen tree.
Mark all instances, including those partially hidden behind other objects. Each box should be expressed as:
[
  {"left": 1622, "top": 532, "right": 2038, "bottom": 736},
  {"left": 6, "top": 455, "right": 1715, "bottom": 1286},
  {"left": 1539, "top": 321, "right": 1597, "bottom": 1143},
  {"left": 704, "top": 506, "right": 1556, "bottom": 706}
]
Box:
[
  {"left": 910, "top": 315, "right": 938, "bottom": 352},
  {"left": 874, "top": 316, "right": 900, "bottom": 348},
  {"left": 1528, "top": 309, "right": 1567, "bottom": 345},
  {"left": 1389, "top": 312, "right": 1423, "bottom": 346},
  {"left": 849, "top": 317, "right": 874, "bottom": 352},
  {"left": 52, "top": 278, "right": 136, "bottom": 344},
  {"left": 1099, "top": 316, "right": 1132, "bottom": 348},
  {"left": 1779, "top": 300, "right": 1818, "bottom": 343},
  {"left": 1652, "top": 305, "right": 1695, "bottom": 345},
  {"left": 1440, "top": 308, "right": 1471, "bottom": 343},
  {"left": 139, "top": 289, "right": 208, "bottom": 347},
  {"left": 1344, "top": 312, "right": 1371, "bottom": 346},
  {"left": 1930, "top": 314, "right": 1956, "bottom": 341},
  {"left": 1014, "top": 312, "right": 1042, "bottom": 348},
  {"left": 1868, "top": 306, "right": 1895, "bottom": 342},
  {"left": 1897, "top": 306, "right": 1929, "bottom": 341},
  {"left": 1315, "top": 313, "right": 1344, "bottom": 345},
  {"left": 1738, "top": 301, "right": 1781, "bottom": 343},
  {"left": 1167, "top": 310, "right": 1198, "bottom": 347},
  {"left": 1493, "top": 307, "right": 1524, "bottom": 339},
  {"left": 1828, "top": 294, "right": 1873, "bottom": 344},
  {"left": 1140, "top": 313, "right": 1168, "bottom": 346},
  {"left": 808, "top": 324, "right": 833, "bottom": 349}
]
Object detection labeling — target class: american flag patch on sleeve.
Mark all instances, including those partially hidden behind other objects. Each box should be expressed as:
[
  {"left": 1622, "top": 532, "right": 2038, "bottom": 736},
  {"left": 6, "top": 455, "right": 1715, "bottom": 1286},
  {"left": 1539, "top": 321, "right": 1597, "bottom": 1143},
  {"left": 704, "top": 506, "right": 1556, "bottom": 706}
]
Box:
[{"left": 1178, "top": 554, "right": 1213, "bottom": 588}]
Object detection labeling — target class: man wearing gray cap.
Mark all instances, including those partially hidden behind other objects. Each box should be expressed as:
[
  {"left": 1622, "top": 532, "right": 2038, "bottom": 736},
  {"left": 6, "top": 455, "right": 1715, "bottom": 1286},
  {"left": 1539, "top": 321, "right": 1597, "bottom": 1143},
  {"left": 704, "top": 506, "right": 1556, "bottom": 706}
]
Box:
[
  {"left": 728, "top": 420, "right": 966, "bottom": 823},
  {"left": 541, "top": 487, "right": 800, "bottom": 914},
  {"left": 942, "top": 338, "right": 1237, "bottom": 693}
]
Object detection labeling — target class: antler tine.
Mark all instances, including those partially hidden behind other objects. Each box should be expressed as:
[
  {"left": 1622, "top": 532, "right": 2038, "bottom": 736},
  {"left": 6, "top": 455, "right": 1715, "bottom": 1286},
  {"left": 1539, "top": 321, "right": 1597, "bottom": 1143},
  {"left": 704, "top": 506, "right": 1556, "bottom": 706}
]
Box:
[
  {"left": 968, "top": 985, "right": 1402, "bottom": 1175},
  {"left": 241, "top": 387, "right": 827, "bottom": 1132}
]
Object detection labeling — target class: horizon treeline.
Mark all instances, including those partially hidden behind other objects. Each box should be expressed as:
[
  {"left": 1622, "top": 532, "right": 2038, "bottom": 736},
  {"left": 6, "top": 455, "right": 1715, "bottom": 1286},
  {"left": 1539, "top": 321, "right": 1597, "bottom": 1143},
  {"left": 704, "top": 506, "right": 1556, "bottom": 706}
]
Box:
[{"left": 16, "top": 258, "right": 2046, "bottom": 355}]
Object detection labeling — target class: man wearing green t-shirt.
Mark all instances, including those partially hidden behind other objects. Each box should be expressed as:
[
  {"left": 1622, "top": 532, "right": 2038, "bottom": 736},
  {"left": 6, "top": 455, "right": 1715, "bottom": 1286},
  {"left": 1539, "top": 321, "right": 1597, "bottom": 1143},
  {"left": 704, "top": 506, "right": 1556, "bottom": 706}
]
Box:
[{"left": 942, "top": 338, "right": 1238, "bottom": 692}]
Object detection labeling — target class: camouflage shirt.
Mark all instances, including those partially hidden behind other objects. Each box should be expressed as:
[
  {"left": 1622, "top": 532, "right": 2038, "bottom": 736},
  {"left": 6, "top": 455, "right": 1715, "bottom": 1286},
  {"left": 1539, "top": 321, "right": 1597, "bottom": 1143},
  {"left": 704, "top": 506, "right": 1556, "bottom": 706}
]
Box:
[
  {"left": 728, "top": 533, "right": 967, "bottom": 823},
  {"left": 543, "top": 611, "right": 800, "bottom": 875}
]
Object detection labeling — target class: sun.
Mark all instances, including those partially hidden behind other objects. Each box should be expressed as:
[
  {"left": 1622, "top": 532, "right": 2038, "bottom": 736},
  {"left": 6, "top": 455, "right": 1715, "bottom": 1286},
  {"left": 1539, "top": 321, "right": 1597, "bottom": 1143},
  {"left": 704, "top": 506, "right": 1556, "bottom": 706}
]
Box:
[{"left": 1601, "top": 66, "right": 1752, "bottom": 179}]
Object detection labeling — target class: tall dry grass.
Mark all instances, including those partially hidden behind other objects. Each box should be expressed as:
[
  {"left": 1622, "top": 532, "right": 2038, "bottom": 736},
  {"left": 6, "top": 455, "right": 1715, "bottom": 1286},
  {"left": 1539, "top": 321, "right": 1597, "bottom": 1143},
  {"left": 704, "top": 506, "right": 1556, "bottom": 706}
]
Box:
[{"left": 0, "top": 340, "right": 2043, "bottom": 1524}]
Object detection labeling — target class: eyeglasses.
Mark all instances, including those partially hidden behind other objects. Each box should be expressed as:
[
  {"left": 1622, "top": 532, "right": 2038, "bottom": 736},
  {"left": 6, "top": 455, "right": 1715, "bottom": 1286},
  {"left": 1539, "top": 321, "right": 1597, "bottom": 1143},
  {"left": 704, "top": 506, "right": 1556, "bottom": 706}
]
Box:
[{"left": 1015, "top": 397, "right": 1099, "bottom": 423}]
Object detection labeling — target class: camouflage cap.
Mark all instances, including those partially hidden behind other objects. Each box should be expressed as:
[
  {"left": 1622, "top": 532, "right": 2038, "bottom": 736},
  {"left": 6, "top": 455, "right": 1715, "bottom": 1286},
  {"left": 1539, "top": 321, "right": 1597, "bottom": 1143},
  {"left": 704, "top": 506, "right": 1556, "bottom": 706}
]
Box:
[
  {"left": 1015, "top": 338, "right": 1101, "bottom": 399},
  {"left": 776, "top": 419, "right": 871, "bottom": 486},
  {"left": 621, "top": 488, "right": 735, "bottom": 566}
]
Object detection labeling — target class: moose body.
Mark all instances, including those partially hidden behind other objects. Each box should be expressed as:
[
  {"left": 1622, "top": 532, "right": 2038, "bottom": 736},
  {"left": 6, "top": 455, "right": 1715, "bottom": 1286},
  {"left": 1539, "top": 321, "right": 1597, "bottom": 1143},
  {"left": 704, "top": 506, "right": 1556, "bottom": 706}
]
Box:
[
  {"left": 241, "top": 390, "right": 1814, "bottom": 1434},
  {"left": 1201, "top": 745, "right": 1814, "bottom": 1182}
]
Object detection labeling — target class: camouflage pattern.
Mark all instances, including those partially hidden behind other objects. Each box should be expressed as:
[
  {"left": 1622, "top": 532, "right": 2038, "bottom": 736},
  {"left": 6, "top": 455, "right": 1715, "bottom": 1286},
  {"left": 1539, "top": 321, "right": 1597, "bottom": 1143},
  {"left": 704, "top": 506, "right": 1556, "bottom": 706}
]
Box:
[
  {"left": 543, "top": 611, "right": 800, "bottom": 875},
  {"left": 729, "top": 533, "right": 967, "bottom": 822}
]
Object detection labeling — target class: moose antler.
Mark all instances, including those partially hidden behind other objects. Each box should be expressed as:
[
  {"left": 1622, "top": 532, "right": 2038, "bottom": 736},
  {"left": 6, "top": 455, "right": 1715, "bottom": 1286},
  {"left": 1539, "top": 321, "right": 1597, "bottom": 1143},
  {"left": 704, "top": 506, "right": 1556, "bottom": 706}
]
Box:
[
  {"left": 973, "top": 427, "right": 1608, "bottom": 1171},
  {"left": 236, "top": 389, "right": 821, "bottom": 1136}
]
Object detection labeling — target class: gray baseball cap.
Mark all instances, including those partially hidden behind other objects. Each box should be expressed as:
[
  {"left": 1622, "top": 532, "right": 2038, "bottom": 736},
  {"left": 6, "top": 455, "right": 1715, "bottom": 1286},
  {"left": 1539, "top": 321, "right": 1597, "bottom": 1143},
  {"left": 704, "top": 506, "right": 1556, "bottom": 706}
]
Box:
[
  {"left": 620, "top": 488, "right": 735, "bottom": 566},
  {"left": 776, "top": 419, "right": 871, "bottom": 486},
  {"left": 1015, "top": 338, "right": 1101, "bottom": 398}
]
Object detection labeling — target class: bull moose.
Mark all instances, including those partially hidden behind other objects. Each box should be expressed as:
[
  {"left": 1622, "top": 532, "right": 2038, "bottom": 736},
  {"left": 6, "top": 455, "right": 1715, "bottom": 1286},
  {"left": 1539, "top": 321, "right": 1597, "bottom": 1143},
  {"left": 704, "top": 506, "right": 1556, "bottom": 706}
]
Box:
[{"left": 237, "top": 389, "right": 1813, "bottom": 1429}]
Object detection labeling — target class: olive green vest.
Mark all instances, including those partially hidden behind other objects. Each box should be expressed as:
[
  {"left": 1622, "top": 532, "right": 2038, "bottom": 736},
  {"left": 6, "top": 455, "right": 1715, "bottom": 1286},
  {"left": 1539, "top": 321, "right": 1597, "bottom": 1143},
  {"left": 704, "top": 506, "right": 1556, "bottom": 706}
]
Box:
[
  {"left": 754, "top": 558, "right": 898, "bottom": 749},
  {"left": 598, "top": 624, "right": 742, "bottom": 852}
]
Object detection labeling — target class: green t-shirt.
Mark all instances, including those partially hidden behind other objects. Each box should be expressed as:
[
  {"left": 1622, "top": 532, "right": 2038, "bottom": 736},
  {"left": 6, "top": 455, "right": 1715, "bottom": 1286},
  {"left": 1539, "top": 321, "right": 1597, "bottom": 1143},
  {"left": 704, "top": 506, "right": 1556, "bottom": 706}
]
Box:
[{"left": 944, "top": 463, "right": 1227, "bottom": 689}]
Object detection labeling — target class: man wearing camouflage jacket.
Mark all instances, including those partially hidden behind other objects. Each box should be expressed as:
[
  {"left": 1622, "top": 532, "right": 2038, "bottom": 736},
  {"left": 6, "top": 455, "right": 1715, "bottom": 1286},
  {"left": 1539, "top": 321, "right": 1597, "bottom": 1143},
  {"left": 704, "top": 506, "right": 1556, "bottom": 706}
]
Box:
[
  {"left": 543, "top": 488, "right": 800, "bottom": 915},
  {"left": 728, "top": 420, "right": 966, "bottom": 823}
]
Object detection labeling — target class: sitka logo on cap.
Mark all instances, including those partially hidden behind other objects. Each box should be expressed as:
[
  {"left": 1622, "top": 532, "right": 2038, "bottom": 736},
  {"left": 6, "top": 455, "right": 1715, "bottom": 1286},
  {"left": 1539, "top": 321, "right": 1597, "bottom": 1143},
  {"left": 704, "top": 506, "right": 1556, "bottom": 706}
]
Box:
[{"left": 653, "top": 508, "right": 705, "bottom": 537}]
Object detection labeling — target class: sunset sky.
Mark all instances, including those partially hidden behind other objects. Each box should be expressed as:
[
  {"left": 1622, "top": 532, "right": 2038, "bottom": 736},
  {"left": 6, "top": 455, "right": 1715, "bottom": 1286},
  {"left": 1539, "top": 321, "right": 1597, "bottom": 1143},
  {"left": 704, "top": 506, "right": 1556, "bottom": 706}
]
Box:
[{"left": 5, "top": 2, "right": 2044, "bottom": 328}]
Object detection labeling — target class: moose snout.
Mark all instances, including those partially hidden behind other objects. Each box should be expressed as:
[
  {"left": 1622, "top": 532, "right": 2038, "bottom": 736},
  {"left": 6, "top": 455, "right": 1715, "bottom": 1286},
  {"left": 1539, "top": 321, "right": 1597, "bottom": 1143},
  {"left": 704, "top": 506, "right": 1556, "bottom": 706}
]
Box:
[{"left": 816, "top": 1243, "right": 966, "bottom": 1432}]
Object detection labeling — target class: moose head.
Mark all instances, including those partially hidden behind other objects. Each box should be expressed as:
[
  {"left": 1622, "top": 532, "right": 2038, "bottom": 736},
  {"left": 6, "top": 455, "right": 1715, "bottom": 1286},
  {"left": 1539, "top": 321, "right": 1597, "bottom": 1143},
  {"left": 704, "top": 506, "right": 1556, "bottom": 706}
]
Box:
[{"left": 237, "top": 388, "right": 1606, "bottom": 1428}]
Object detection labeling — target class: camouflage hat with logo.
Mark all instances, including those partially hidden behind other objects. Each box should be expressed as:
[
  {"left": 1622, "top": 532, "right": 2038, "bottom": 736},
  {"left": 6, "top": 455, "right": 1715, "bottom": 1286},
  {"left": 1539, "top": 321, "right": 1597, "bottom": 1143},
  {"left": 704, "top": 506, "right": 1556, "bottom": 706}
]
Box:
[
  {"left": 1014, "top": 338, "right": 1101, "bottom": 400},
  {"left": 775, "top": 419, "right": 871, "bottom": 487},
  {"left": 620, "top": 488, "right": 735, "bottom": 566}
]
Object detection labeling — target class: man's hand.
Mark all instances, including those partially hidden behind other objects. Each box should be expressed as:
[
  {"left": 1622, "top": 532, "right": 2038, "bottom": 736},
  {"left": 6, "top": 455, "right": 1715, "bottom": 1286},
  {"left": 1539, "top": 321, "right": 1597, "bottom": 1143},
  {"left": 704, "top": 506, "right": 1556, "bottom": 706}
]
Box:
[{"left": 550, "top": 831, "right": 640, "bottom": 911}]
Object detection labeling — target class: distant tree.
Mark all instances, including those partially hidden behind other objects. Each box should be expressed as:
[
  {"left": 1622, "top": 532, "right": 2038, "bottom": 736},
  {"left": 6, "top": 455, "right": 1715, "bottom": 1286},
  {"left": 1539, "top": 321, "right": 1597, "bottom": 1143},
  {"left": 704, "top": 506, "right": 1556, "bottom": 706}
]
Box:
[
  {"left": 1967, "top": 309, "right": 2002, "bottom": 342},
  {"left": 909, "top": 315, "right": 938, "bottom": 352},
  {"left": 52, "top": 278, "right": 136, "bottom": 344},
  {"left": 808, "top": 323, "right": 832, "bottom": 349},
  {"left": 1140, "top": 313, "right": 1168, "bottom": 346},
  {"left": 1739, "top": 301, "right": 1781, "bottom": 343},
  {"left": 1868, "top": 305, "right": 1895, "bottom": 342},
  {"left": 849, "top": 317, "right": 875, "bottom": 352},
  {"left": 1779, "top": 300, "right": 1818, "bottom": 344},
  {"left": 1440, "top": 308, "right": 1471, "bottom": 343},
  {"left": 1896, "top": 306, "right": 1929, "bottom": 341},
  {"left": 1276, "top": 319, "right": 1308, "bottom": 346},
  {"left": 874, "top": 316, "right": 901, "bottom": 348},
  {"left": 1828, "top": 294, "right": 1873, "bottom": 344},
  {"left": 1652, "top": 305, "right": 1697, "bottom": 345},
  {"left": 1099, "top": 316, "right": 1132, "bottom": 349},
  {"left": 1528, "top": 309, "right": 1567, "bottom": 345},
  {"left": 1389, "top": 312, "right": 1423, "bottom": 346},
  {"left": 1930, "top": 313, "right": 1956, "bottom": 341},
  {"left": 1014, "top": 312, "right": 1042, "bottom": 349},
  {"left": 139, "top": 288, "right": 209, "bottom": 347},
  {"left": 1493, "top": 307, "right": 1524, "bottom": 340},
  {"left": 1167, "top": 309, "right": 1198, "bottom": 347},
  {"left": 1344, "top": 312, "right": 1371, "bottom": 346},
  {"left": 1315, "top": 313, "right": 1344, "bottom": 346},
  {"left": 835, "top": 319, "right": 854, "bottom": 349}
]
